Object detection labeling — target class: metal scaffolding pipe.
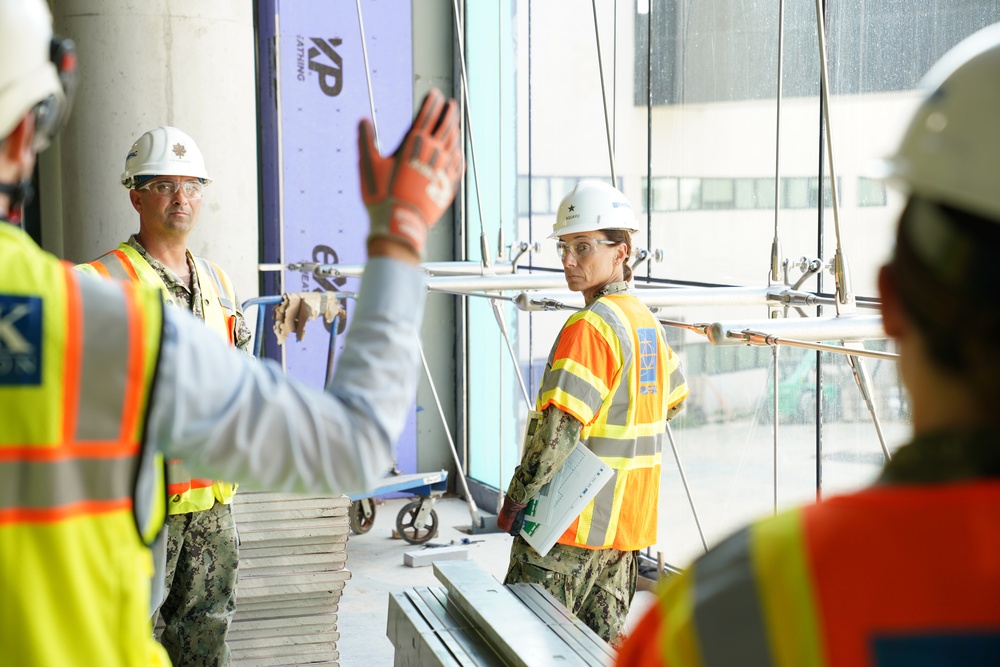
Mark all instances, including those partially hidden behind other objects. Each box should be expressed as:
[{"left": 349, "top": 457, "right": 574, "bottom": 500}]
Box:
[
  {"left": 429, "top": 273, "right": 569, "bottom": 292},
  {"left": 709, "top": 315, "right": 885, "bottom": 345}
]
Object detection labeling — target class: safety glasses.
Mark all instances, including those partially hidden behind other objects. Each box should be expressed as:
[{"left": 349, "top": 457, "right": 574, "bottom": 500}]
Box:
[
  {"left": 556, "top": 238, "right": 619, "bottom": 260},
  {"left": 137, "top": 180, "right": 206, "bottom": 199}
]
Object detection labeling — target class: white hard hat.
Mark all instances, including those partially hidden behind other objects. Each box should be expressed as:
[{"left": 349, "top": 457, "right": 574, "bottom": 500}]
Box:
[
  {"left": 876, "top": 22, "right": 1000, "bottom": 221},
  {"left": 0, "top": 0, "right": 78, "bottom": 148},
  {"left": 121, "top": 126, "right": 212, "bottom": 189},
  {"left": 550, "top": 179, "right": 640, "bottom": 239}
]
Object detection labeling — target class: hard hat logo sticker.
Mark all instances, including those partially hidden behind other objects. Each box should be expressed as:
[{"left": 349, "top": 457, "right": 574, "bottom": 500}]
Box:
[{"left": 173, "top": 143, "right": 187, "bottom": 158}]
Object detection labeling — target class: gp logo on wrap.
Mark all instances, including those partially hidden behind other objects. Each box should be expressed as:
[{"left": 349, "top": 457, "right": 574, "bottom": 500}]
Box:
[{"left": 0, "top": 294, "right": 43, "bottom": 385}]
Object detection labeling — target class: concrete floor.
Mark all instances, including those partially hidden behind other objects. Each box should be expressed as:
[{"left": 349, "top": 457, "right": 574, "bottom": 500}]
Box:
[{"left": 336, "top": 495, "right": 657, "bottom": 666}]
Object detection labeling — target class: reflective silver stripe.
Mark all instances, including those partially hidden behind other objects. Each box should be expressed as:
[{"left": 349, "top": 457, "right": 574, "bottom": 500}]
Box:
[
  {"left": 693, "top": 528, "right": 776, "bottom": 667},
  {"left": 0, "top": 456, "right": 135, "bottom": 511},
  {"left": 195, "top": 257, "right": 236, "bottom": 313},
  {"left": 75, "top": 277, "right": 130, "bottom": 441},
  {"left": 90, "top": 252, "right": 132, "bottom": 283},
  {"left": 587, "top": 433, "right": 662, "bottom": 459},
  {"left": 590, "top": 301, "right": 633, "bottom": 426},
  {"left": 539, "top": 366, "right": 604, "bottom": 412},
  {"left": 584, "top": 469, "right": 618, "bottom": 546}
]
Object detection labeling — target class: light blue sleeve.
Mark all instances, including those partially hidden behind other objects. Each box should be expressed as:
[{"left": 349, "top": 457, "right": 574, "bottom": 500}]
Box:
[{"left": 147, "top": 257, "right": 426, "bottom": 496}]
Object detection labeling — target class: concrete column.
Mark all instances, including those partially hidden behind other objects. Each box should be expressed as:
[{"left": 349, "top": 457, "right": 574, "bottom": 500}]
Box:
[{"left": 46, "top": 0, "right": 259, "bottom": 301}]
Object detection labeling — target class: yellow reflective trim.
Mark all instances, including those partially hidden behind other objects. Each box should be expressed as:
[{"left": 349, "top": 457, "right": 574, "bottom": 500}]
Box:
[
  {"left": 750, "top": 509, "right": 825, "bottom": 667},
  {"left": 0, "top": 227, "right": 69, "bottom": 446},
  {"left": 574, "top": 307, "right": 621, "bottom": 352},
  {"left": 659, "top": 569, "right": 706, "bottom": 666},
  {"left": 1, "top": 505, "right": 160, "bottom": 665},
  {"left": 539, "top": 388, "right": 591, "bottom": 424},
  {"left": 168, "top": 486, "right": 218, "bottom": 515},
  {"left": 667, "top": 381, "right": 690, "bottom": 407},
  {"left": 141, "top": 453, "right": 167, "bottom": 544}
]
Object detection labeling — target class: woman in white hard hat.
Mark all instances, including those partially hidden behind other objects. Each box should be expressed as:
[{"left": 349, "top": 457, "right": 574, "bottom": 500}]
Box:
[
  {"left": 498, "top": 179, "right": 689, "bottom": 644},
  {"left": 617, "top": 23, "right": 1000, "bottom": 667}
]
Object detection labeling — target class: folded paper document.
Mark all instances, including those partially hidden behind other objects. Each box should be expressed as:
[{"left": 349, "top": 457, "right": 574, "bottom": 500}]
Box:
[{"left": 520, "top": 442, "right": 614, "bottom": 558}]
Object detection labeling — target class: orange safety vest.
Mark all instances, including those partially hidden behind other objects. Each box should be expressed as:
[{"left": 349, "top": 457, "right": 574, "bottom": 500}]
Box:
[
  {"left": 0, "top": 224, "right": 169, "bottom": 666},
  {"left": 538, "top": 292, "right": 688, "bottom": 551},
  {"left": 78, "top": 243, "right": 238, "bottom": 514},
  {"left": 617, "top": 481, "right": 1000, "bottom": 666}
]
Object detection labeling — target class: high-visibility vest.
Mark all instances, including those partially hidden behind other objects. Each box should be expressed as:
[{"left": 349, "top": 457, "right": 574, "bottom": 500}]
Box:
[
  {"left": 78, "top": 243, "right": 238, "bottom": 513},
  {"left": 538, "top": 293, "right": 688, "bottom": 551},
  {"left": 616, "top": 481, "right": 1000, "bottom": 667},
  {"left": 0, "top": 224, "right": 170, "bottom": 666}
]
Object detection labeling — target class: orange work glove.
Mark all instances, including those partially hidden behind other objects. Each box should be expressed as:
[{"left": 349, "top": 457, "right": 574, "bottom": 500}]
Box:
[
  {"left": 497, "top": 495, "right": 528, "bottom": 536},
  {"left": 358, "top": 87, "right": 464, "bottom": 259}
]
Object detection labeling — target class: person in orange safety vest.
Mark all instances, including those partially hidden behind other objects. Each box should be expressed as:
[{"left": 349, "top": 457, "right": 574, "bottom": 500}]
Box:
[{"left": 616, "top": 23, "right": 1000, "bottom": 667}]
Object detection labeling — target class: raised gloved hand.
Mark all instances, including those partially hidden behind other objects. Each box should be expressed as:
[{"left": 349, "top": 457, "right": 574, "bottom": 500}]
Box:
[
  {"left": 358, "top": 87, "right": 464, "bottom": 259},
  {"left": 497, "top": 495, "right": 528, "bottom": 536}
]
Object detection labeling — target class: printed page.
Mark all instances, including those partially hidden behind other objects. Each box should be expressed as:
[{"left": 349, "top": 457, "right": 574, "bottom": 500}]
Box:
[{"left": 520, "top": 442, "right": 614, "bottom": 558}]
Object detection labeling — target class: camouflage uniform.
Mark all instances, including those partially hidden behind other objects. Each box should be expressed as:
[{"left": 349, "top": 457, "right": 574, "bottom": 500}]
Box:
[
  {"left": 504, "top": 281, "right": 661, "bottom": 644},
  {"left": 876, "top": 429, "right": 1000, "bottom": 485},
  {"left": 157, "top": 500, "right": 241, "bottom": 666},
  {"left": 131, "top": 236, "right": 250, "bottom": 667}
]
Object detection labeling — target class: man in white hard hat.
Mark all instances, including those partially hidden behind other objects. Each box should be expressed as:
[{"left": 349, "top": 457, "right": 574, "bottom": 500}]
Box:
[
  {"left": 0, "top": 1, "right": 463, "bottom": 665},
  {"left": 617, "top": 23, "right": 1000, "bottom": 667},
  {"left": 77, "top": 126, "right": 250, "bottom": 666},
  {"left": 498, "top": 180, "right": 688, "bottom": 645}
]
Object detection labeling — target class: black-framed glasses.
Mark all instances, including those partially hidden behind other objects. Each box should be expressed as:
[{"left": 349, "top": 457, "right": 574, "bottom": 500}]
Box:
[
  {"left": 138, "top": 180, "right": 205, "bottom": 199},
  {"left": 556, "top": 239, "right": 618, "bottom": 260}
]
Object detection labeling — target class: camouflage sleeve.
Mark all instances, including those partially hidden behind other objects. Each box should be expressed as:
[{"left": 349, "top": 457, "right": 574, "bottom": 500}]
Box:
[
  {"left": 504, "top": 405, "right": 582, "bottom": 505},
  {"left": 234, "top": 310, "right": 254, "bottom": 355}
]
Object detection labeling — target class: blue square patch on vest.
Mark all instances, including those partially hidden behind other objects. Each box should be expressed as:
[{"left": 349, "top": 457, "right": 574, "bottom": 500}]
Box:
[
  {"left": 873, "top": 632, "right": 1000, "bottom": 666},
  {"left": 0, "top": 294, "right": 43, "bottom": 385},
  {"left": 637, "top": 327, "right": 658, "bottom": 390}
]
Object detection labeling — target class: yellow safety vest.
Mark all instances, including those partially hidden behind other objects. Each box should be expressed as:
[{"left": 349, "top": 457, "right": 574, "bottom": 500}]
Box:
[
  {"left": 78, "top": 243, "right": 238, "bottom": 514},
  {"left": 0, "top": 224, "right": 170, "bottom": 666},
  {"left": 539, "top": 293, "right": 688, "bottom": 551}
]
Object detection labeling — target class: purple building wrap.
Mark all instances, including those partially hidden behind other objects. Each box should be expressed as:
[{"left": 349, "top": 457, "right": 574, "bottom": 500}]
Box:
[{"left": 258, "top": 1, "right": 417, "bottom": 471}]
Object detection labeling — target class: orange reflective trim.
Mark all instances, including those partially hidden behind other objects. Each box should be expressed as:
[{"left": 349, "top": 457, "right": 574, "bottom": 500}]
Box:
[
  {"left": 118, "top": 282, "right": 145, "bottom": 441},
  {"left": 615, "top": 601, "right": 667, "bottom": 666},
  {"left": 111, "top": 249, "right": 141, "bottom": 283},
  {"left": 0, "top": 442, "right": 139, "bottom": 461},
  {"left": 88, "top": 261, "right": 111, "bottom": 278},
  {"left": 167, "top": 478, "right": 213, "bottom": 494},
  {"left": 0, "top": 497, "right": 132, "bottom": 525},
  {"left": 61, "top": 267, "right": 82, "bottom": 443}
]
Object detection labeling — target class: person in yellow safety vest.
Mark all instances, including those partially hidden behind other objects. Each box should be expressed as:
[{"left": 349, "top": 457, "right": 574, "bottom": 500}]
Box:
[
  {"left": 75, "top": 125, "right": 249, "bottom": 666},
  {"left": 498, "top": 180, "right": 689, "bottom": 645},
  {"left": 0, "top": 1, "right": 464, "bottom": 664},
  {"left": 616, "top": 23, "right": 1000, "bottom": 667}
]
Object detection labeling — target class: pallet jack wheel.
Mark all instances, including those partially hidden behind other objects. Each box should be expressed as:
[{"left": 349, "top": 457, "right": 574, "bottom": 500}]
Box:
[
  {"left": 349, "top": 498, "right": 376, "bottom": 534},
  {"left": 395, "top": 499, "right": 439, "bottom": 545}
]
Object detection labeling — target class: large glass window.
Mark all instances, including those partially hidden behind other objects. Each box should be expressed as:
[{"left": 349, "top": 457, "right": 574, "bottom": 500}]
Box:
[{"left": 462, "top": 0, "right": 1000, "bottom": 568}]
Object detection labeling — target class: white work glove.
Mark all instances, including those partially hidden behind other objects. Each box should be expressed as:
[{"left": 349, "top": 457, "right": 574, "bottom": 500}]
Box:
[{"left": 358, "top": 88, "right": 464, "bottom": 259}]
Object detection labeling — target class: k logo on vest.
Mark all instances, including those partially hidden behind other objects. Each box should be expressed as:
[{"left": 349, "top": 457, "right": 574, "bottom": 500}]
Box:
[{"left": 0, "top": 295, "right": 43, "bottom": 385}]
